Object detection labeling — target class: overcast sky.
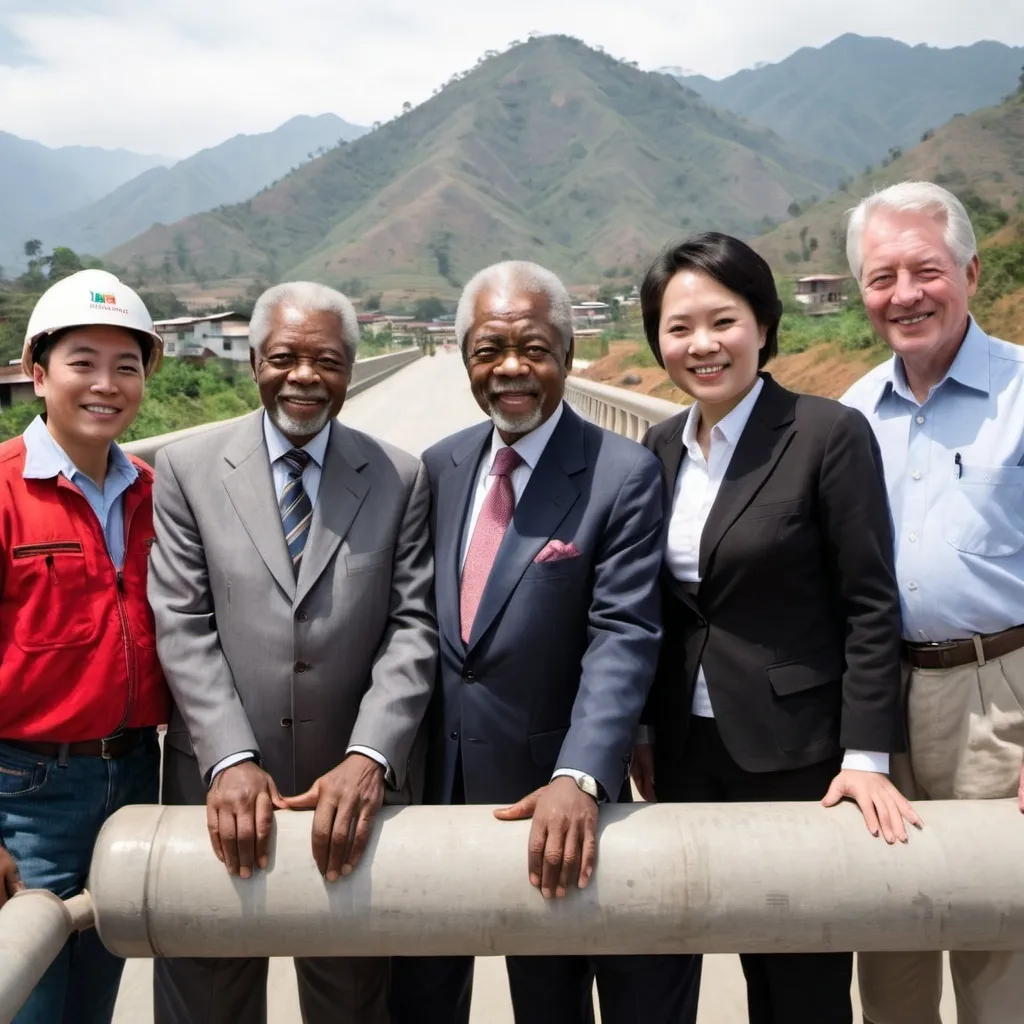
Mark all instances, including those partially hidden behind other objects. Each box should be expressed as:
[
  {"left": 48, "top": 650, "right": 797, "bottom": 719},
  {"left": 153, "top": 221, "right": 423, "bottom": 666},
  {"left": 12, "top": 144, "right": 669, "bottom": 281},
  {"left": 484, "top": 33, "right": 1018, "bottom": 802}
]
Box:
[{"left": 1, "top": 0, "right": 1022, "bottom": 158}]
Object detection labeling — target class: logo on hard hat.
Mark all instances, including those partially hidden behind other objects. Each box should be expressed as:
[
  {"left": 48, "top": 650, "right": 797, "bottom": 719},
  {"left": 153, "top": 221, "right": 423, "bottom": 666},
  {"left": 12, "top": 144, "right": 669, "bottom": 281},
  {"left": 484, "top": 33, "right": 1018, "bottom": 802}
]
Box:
[{"left": 90, "top": 291, "right": 117, "bottom": 305}]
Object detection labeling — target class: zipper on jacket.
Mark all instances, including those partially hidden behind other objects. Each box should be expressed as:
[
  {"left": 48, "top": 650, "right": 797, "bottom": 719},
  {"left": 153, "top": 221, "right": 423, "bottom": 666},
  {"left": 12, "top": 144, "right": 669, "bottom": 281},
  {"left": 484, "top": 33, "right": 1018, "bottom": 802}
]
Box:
[
  {"left": 111, "top": 497, "right": 140, "bottom": 734},
  {"left": 60, "top": 479, "right": 140, "bottom": 734},
  {"left": 44, "top": 554, "right": 58, "bottom": 585}
]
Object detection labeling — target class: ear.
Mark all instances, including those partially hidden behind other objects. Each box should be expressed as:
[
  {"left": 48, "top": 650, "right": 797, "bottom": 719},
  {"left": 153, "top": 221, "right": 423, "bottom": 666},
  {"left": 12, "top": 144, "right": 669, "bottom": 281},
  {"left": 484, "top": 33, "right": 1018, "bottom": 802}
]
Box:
[
  {"left": 564, "top": 334, "right": 575, "bottom": 372},
  {"left": 965, "top": 254, "right": 981, "bottom": 299},
  {"left": 32, "top": 363, "right": 46, "bottom": 399},
  {"left": 249, "top": 348, "right": 258, "bottom": 382}
]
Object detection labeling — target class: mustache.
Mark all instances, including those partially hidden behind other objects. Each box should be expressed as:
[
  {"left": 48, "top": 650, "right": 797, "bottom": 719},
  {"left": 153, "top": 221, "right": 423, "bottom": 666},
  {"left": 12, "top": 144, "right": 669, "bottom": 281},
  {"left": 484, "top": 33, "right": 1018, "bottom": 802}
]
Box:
[
  {"left": 278, "top": 391, "right": 328, "bottom": 402},
  {"left": 488, "top": 382, "right": 540, "bottom": 397}
]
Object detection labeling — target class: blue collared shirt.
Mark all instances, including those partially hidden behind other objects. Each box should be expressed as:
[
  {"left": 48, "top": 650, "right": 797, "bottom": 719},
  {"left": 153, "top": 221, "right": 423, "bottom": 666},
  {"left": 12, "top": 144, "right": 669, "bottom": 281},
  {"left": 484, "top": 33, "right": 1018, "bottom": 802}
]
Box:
[
  {"left": 842, "top": 318, "right": 1024, "bottom": 641},
  {"left": 262, "top": 411, "right": 330, "bottom": 506},
  {"left": 21, "top": 416, "right": 138, "bottom": 568}
]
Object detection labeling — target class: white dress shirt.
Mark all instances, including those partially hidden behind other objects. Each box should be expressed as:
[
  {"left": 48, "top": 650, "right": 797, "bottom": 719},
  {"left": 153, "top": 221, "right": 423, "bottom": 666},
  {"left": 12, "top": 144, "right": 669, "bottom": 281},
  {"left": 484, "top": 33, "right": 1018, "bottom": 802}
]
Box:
[
  {"left": 210, "top": 414, "right": 392, "bottom": 785},
  {"left": 665, "top": 379, "right": 888, "bottom": 775},
  {"left": 460, "top": 402, "right": 599, "bottom": 794}
]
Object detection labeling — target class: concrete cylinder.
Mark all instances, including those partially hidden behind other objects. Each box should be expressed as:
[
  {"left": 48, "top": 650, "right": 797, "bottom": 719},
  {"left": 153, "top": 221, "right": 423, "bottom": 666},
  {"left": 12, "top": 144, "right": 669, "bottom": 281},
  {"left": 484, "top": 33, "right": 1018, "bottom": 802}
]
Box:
[
  {"left": 0, "top": 890, "right": 89, "bottom": 1023},
  {"left": 88, "top": 801, "right": 1024, "bottom": 959}
]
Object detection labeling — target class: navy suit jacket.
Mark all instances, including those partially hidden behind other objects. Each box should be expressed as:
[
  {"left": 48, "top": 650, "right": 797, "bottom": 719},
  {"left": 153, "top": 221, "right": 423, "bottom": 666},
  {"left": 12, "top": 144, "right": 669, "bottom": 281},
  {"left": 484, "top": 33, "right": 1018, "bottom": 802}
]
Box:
[{"left": 420, "top": 404, "right": 665, "bottom": 805}]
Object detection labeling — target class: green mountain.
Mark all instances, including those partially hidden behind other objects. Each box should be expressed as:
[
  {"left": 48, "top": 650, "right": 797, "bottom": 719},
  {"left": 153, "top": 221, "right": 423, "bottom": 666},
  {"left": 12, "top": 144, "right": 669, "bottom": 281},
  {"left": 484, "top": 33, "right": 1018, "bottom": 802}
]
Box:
[
  {"left": 106, "top": 36, "right": 844, "bottom": 299},
  {"left": 673, "top": 34, "right": 1024, "bottom": 172},
  {"left": 753, "top": 89, "right": 1024, "bottom": 274},
  {"left": 37, "top": 114, "right": 367, "bottom": 263}
]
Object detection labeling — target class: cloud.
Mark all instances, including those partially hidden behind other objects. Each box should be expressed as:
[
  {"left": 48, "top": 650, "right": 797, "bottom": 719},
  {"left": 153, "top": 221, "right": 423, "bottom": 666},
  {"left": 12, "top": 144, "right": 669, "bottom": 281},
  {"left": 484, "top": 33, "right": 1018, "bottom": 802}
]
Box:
[{"left": 1, "top": 0, "right": 1022, "bottom": 157}]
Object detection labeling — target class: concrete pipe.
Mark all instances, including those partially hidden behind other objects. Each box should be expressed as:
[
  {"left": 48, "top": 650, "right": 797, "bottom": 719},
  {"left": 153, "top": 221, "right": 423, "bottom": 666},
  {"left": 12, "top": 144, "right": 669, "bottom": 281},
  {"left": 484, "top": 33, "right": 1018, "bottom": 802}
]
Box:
[
  {"left": 88, "top": 801, "right": 1024, "bottom": 959},
  {"left": 0, "top": 890, "right": 93, "bottom": 1024}
]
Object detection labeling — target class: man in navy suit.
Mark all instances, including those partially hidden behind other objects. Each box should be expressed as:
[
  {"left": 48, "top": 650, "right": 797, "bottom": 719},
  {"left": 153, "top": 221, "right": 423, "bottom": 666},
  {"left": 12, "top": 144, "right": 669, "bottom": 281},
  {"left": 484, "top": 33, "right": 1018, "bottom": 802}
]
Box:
[{"left": 389, "top": 261, "right": 698, "bottom": 1024}]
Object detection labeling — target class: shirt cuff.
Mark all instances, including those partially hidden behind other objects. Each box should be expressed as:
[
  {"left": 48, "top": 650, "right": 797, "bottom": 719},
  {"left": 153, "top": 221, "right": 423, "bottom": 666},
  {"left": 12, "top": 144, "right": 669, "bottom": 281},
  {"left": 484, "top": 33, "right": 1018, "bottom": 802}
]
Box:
[
  {"left": 841, "top": 750, "right": 891, "bottom": 774},
  {"left": 209, "top": 750, "right": 259, "bottom": 786},
  {"left": 347, "top": 745, "right": 395, "bottom": 787},
  {"left": 634, "top": 725, "right": 654, "bottom": 747},
  {"left": 552, "top": 768, "right": 602, "bottom": 801}
]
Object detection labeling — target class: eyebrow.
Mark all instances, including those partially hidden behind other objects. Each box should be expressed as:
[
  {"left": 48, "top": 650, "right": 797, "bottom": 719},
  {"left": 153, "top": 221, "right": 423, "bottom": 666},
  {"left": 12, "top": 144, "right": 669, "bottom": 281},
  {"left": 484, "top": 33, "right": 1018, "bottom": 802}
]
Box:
[
  {"left": 66, "top": 346, "right": 142, "bottom": 362},
  {"left": 665, "top": 305, "right": 740, "bottom": 322}
]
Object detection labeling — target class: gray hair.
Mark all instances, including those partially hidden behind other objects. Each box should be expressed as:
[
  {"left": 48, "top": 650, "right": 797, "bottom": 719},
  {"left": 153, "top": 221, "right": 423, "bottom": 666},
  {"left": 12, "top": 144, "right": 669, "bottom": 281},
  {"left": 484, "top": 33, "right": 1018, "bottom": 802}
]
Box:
[
  {"left": 846, "top": 181, "right": 978, "bottom": 282},
  {"left": 249, "top": 281, "right": 360, "bottom": 365},
  {"left": 454, "top": 261, "right": 573, "bottom": 354}
]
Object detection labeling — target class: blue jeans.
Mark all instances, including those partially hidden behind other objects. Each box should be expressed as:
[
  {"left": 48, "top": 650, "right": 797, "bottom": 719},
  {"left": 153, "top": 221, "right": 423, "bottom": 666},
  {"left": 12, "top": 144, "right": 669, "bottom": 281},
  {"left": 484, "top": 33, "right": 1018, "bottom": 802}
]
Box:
[{"left": 0, "top": 734, "right": 160, "bottom": 1024}]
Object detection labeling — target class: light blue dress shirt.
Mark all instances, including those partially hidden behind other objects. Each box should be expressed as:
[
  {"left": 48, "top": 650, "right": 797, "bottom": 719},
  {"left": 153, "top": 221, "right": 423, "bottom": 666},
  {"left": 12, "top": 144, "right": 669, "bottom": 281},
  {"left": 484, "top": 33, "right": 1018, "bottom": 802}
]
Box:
[
  {"left": 842, "top": 318, "right": 1024, "bottom": 641},
  {"left": 21, "top": 416, "right": 137, "bottom": 568},
  {"left": 211, "top": 413, "right": 393, "bottom": 785}
]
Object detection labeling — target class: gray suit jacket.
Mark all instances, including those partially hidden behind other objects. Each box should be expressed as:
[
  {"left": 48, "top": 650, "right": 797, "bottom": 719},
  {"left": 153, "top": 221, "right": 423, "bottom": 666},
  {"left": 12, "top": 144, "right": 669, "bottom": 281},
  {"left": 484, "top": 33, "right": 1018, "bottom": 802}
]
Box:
[{"left": 148, "top": 411, "right": 437, "bottom": 798}]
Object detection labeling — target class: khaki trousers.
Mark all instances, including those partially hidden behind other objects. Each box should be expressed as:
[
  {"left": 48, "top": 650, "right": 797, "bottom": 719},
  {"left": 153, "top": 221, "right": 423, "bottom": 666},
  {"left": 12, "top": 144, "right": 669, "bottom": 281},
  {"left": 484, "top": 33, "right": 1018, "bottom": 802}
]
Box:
[{"left": 859, "top": 645, "right": 1024, "bottom": 1024}]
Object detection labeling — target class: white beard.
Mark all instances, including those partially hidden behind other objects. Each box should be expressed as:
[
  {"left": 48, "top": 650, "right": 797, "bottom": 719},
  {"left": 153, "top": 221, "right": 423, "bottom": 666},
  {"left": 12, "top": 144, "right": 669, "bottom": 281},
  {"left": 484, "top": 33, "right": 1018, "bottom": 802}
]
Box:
[
  {"left": 487, "top": 399, "right": 544, "bottom": 436},
  {"left": 269, "top": 399, "right": 331, "bottom": 439}
]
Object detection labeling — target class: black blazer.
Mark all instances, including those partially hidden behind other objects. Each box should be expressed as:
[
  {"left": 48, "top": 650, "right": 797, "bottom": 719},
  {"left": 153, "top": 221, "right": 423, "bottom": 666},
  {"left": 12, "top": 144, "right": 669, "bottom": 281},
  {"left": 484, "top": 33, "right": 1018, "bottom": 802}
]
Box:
[{"left": 642, "top": 374, "right": 905, "bottom": 795}]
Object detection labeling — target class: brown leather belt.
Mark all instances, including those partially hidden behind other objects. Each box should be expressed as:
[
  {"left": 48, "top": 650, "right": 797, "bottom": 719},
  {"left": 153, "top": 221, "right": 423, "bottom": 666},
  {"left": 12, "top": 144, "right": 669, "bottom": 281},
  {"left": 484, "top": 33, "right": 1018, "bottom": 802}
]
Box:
[
  {"left": 0, "top": 728, "right": 151, "bottom": 760},
  {"left": 904, "top": 624, "right": 1024, "bottom": 670}
]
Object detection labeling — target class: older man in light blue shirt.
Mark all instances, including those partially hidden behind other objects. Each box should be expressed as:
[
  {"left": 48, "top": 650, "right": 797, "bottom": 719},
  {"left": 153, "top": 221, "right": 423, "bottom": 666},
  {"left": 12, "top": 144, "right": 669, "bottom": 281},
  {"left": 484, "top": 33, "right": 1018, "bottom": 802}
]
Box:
[{"left": 842, "top": 180, "right": 1024, "bottom": 1024}]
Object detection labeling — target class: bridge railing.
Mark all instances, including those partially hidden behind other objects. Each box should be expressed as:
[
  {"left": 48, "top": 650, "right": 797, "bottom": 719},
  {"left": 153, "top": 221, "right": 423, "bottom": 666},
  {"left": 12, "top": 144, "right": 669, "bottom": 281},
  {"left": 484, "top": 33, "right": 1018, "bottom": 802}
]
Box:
[
  {"left": 122, "top": 347, "right": 420, "bottom": 465},
  {"left": 564, "top": 374, "right": 684, "bottom": 440}
]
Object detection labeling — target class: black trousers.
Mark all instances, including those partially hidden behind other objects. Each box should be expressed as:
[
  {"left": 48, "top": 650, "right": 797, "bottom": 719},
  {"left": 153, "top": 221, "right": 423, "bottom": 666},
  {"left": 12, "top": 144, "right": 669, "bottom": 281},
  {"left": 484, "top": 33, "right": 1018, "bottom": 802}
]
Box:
[
  {"left": 677, "top": 717, "right": 851, "bottom": 1024},
  {"left": 389, "top": 951, "right": 700, "bottom": 1024},
  {"left": 390, "top": 752, "right": 700, "bottom": 1024}
]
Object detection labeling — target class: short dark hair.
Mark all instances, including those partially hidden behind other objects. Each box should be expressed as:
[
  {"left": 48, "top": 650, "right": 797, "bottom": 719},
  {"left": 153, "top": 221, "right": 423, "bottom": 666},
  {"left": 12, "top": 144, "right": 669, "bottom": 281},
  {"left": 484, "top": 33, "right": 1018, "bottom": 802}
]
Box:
[
  {"left": 640, "top": 232, "right": 782, "bottom": 370},
  {"left": 31, "top": 328, "right": 153, "bottom": 371}
]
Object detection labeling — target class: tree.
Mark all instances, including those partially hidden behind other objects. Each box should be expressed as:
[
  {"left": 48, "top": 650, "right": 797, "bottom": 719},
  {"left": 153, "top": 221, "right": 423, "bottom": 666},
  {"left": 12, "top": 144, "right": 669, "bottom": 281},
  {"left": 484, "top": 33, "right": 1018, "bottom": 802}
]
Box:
[
  {"left": 787, "top": 202, "right": 801, "bottom": 218},
  {"left": 44, "top": 246, "right": 84, "bottom": 282},
  {"left": 23, "top": 240, "right": 42, "bottom": 261},
  {"left": 402, "top": 101, "right": 412, "bottom": 114},
  {"left": 413, "top": 297, "right": 445, "bottom": 322},
  {"left": 173, "top": 233, "right": 190, "bottom": 273},
  {"left": 1019, "top": 65, "right": 1024, "bottom": 94}
]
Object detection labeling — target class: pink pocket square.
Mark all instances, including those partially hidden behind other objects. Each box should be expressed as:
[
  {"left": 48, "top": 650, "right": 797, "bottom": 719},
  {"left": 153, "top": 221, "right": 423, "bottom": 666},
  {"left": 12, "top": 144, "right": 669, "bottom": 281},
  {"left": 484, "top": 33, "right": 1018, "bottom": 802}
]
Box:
[{"left": 534, "top": 540, "right": 581, "bottom": 563}]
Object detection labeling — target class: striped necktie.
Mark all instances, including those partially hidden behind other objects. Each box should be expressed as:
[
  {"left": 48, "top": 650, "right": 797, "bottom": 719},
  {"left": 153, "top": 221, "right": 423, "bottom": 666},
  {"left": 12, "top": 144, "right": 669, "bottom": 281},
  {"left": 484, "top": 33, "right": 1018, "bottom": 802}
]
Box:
[{"left": 279, "top": 448, "right": 313, "bottom": 575}]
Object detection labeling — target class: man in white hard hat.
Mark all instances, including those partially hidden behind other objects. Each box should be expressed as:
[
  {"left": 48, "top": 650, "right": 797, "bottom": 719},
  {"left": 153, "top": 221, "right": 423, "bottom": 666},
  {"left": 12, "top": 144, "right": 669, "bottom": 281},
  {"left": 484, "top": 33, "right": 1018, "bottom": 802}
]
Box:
[{"left": 0, "top": 269, "right": 169, "bottom": 1024}]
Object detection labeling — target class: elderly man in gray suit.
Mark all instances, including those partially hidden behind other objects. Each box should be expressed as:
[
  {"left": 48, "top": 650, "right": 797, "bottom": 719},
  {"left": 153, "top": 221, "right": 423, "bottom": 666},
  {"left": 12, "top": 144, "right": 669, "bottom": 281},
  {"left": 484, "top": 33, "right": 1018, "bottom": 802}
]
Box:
[{"left": 147, "top": 281, "right": 437, "bottom": 1024}]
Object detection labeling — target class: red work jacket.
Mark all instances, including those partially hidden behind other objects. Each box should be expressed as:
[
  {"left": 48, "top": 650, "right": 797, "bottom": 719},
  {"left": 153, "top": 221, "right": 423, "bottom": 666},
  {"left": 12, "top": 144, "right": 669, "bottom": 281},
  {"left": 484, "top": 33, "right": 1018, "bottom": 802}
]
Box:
[{"left": 0, "top": 436, "right": 169, "bottom": 740}]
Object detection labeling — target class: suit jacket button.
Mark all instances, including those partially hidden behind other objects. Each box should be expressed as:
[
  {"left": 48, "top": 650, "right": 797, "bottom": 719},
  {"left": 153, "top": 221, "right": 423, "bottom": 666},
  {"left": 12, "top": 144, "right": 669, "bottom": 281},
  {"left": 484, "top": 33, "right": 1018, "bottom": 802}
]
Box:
[
  {"left": 281, "top": 717, "right": 293, "bottom": 728},
  {"left": 295, "top": 661, "right": 308, "bottom": 673},
  {"left": 449, "top": 731, "right": 459, "bottom": 741},
  {"left": 296, "top": 610, "right": 308, "bottom": 623},
  {"left": 463, "top": 670, "right": 476, "bottom": 682}
]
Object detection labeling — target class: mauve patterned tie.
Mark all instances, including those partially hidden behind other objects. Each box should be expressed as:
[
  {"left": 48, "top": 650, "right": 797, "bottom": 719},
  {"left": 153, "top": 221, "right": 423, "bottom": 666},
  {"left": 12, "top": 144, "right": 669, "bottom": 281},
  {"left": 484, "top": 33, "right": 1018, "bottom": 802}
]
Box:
[{"left": 460, "top": 446, "right": 523, "bottom": 644}]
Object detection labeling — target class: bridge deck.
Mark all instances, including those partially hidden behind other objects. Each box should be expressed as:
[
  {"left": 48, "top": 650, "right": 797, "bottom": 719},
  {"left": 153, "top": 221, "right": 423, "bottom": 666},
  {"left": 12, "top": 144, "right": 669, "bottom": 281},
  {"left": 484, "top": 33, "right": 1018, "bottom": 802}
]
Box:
[{"left": 114, "top": 351, "right": 955, "bottom": 1021}]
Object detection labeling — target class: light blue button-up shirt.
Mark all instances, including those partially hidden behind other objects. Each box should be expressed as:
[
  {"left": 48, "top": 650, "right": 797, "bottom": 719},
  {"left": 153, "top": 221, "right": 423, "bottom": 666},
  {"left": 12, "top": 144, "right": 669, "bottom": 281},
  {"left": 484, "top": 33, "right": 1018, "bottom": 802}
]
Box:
[
  {"left": 21, "top": 415, "right": 137, "bottom": 568},
  {"left": 842, "top": 319, "right": 1024, "bottom": 641},
  {"left": 263, "top": 411, "right": 330, "bottom": 506}
]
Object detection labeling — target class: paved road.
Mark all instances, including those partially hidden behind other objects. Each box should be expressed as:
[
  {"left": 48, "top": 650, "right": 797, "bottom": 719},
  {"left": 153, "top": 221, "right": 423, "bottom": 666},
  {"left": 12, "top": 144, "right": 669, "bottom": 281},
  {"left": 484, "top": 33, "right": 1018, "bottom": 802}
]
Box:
[{"left": 114, "top": 351, "right": 955, "bottom": 1022}]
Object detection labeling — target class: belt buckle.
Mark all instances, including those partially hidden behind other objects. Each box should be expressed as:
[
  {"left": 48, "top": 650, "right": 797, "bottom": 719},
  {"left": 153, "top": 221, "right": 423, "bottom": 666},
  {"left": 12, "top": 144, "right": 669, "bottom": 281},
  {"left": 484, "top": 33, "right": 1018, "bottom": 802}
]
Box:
[{"left": 100, "top": 734, "right": 122, "bottom": 760}]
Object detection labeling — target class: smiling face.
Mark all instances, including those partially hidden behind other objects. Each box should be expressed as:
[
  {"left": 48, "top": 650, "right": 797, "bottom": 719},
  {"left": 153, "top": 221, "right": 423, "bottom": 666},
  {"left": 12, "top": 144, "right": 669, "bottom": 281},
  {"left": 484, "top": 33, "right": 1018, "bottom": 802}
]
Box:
[
  {"left": 252, "top": 305, "right": 349, "bottom": 444},
  {"left": 859, "top": 207, "right": 978, "bottom": 374},
  {"left": 465, "top": 286, "right": 573, "bottom": 442},
  {"left": 657, "top": 269, "right": 766, "bottom": 417},
  {"left": 33, "top": 326, "right": 146, "bottom": 450}
]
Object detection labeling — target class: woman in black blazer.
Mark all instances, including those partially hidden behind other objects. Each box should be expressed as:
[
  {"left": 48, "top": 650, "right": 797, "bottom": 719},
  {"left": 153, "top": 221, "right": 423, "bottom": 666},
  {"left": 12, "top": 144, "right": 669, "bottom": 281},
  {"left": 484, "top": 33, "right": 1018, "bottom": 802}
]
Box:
[{"left": 630, "top": 233, "right": 918, "bottom": 1024}]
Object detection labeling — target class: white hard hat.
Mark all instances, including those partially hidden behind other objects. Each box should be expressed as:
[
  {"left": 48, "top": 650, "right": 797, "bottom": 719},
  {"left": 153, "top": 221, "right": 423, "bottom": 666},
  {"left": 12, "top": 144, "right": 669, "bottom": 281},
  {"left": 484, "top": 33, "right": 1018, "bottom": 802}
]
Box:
[{"left": 22, "top": 269, "right": 163, "bottom": 377}]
